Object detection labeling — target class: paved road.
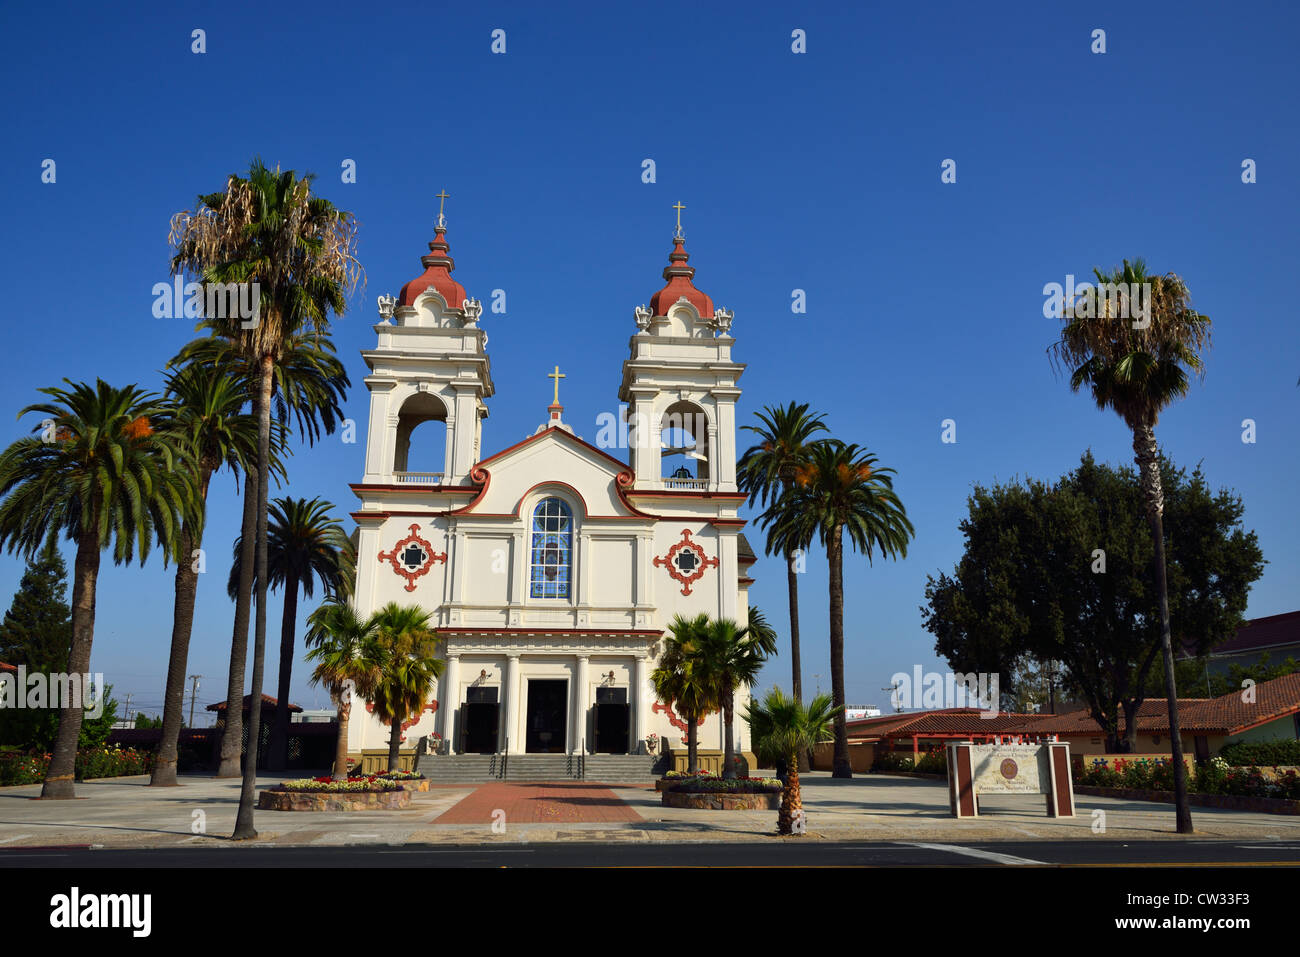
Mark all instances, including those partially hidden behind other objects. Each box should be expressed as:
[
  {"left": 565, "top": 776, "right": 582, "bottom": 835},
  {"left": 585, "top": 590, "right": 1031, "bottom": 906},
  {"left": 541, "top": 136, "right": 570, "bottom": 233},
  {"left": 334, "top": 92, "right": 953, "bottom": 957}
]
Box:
[{"left": 2, "top": 839, "right": 1298, "bottom": 867}]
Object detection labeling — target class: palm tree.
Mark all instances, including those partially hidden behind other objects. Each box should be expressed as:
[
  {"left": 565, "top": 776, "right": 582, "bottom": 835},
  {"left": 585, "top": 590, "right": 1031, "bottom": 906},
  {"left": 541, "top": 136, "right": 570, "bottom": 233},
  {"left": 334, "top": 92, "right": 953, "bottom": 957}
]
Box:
[
  {"left": 170, "top": 159, "right": 359, "bottom": 839},
  {"left": 743, "top": 687, "right": 839, "bottom": 835},
  {"left": 305, "top": 601, "right": 381, "bottom": 781},
  {"left": 768, "top": 440, "right": 913, "bottom": 778},
  {"left": 367, "top": 603, "right": 444, "bottom": 772},
  {"left": 0, "top": 380, "right": 197, "bottom": 798},
  {"left": 650, "top": 613, "right": 716, "bottom": 774},
  {"left": 149, "top": 361, "right": 267, "bottom": 786},
  {"left": 738, "top": 403, "right": 827, "bottom": 707},
  {"left": 698, "top": 617, "right": 773, "bottom": 778},
  {"left": 227, "top": 497, "right": 353, "bottom": 770},
  {"left": 173, "top": 333, "right": 348, "bottom": 780},
  {"left": 1050, "top": 257, "right": 1210, "bottom": 834}
]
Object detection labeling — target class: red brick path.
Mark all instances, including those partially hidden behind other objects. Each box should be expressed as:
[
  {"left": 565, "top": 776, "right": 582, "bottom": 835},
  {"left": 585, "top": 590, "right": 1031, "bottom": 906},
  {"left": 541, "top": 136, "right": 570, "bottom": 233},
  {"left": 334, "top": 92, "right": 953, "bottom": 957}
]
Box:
[{"left": 434, "top": 782, "right": 645, "bottom": 824}]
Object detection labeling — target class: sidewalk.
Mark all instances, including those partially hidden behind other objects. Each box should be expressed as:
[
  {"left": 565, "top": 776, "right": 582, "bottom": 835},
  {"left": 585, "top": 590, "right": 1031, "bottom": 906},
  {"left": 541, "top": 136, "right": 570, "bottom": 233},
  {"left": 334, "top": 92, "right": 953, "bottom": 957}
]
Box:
[{"left": 2, "top": 771, "right": 1298, "bottom": 850}]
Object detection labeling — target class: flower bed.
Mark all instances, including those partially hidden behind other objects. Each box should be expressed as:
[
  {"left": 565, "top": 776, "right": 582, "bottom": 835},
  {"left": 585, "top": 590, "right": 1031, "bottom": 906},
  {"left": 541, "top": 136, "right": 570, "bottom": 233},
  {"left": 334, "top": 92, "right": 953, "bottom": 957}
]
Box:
[
  {"left": 258, "top": 786, "right": 411, "bottom": 812},
  {"left": 1073, "top": 785, "right": 1300, "bottom": 816},
  {"left": 1077, "top": 756, "right": 1300, "bottom": 800},
  {"left": 0, "top": 747, "right": 152, "bottom": 786}
]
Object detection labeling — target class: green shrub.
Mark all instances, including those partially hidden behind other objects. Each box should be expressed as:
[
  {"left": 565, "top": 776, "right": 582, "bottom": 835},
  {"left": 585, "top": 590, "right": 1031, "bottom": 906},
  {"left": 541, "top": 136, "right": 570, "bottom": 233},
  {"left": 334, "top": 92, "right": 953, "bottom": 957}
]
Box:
[
  {"left": 914, "top": 748, "right": 948, "bottom": 775},
  {"left": 1219, "top": 740, "right": 1300, "bottom": 768},
  {"left": 872, "top": 751, "right": 915, "bottom": 772}
]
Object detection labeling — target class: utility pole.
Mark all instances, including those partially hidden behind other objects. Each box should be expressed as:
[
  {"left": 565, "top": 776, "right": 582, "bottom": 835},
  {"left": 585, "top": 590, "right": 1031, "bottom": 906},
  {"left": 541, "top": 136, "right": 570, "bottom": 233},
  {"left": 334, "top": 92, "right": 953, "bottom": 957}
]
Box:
[
  {"left": 122, "top": 692, "right": 133, "bottom": 723},
  {"left": 187, "top": 675, "right": 203, "bottom": 728}
]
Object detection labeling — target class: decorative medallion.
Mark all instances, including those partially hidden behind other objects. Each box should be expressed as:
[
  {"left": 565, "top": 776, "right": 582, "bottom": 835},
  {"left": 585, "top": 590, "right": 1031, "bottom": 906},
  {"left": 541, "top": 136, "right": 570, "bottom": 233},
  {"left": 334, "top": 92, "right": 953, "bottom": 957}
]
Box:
[
  {"left": 653, "top": 528, "right": 719, "bottom": 596},
  {"left": 1000, "top": 758, "right": 1019, "bottom": 781},
  {"left": 377, "top": 523, "right": 447, "bottom": 591}
]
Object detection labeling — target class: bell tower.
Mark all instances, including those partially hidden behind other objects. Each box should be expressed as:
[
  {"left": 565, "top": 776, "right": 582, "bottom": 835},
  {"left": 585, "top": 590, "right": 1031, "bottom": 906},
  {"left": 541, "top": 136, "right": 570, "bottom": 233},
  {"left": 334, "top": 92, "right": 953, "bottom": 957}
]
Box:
[
  {"left": 617, "top": 205, "right": 744, "bottom": 492},
  {"left": 360, "top": 201, "right": 494, "bottom": 487}
]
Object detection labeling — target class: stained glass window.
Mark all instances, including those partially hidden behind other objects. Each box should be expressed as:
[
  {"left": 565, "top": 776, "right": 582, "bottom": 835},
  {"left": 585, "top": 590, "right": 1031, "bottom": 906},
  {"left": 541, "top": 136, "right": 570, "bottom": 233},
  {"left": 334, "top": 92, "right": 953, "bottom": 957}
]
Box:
[{"left": 529, "top": 497, "right": 572, "bottom": 599}]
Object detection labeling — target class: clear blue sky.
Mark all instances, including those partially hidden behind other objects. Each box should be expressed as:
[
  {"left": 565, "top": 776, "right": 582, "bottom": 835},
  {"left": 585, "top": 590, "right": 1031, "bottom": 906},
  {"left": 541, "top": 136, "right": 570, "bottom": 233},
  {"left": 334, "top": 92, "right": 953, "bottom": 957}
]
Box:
[{"left": 0, "top": 1, "right": 1296, "bottom": 721}]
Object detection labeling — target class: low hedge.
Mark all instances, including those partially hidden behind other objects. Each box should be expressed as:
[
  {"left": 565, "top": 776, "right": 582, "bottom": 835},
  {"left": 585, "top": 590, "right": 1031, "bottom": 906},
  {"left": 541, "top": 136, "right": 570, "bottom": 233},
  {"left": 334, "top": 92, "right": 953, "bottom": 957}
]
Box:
[
  {"left": 872, "top": 752, "right": 915, "bottom": 772},
  {"left": 1219, "top": 740, "right": 1300, "bottom": 768},
  {"left": 0, "top": 747, "right": 153, "bottom": 786},
  {"left": 279, "top": 776, "right": 403, "bottom": 793},
  {"left": 1078, "top": 756, "right": 1300, "bottom": 800},
  {"left": 668, "top": 776, "right": 783, "bottom": 794}
]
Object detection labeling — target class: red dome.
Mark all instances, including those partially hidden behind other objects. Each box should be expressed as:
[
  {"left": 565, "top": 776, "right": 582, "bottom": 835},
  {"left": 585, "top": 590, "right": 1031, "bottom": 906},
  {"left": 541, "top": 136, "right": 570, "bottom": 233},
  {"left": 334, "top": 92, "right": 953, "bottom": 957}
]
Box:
[
  {"left": 397, "top": 225, "right": 467, "bottom": 309},
  {"left": 648, "top": 236, "right": 714, "bottom": 318}
]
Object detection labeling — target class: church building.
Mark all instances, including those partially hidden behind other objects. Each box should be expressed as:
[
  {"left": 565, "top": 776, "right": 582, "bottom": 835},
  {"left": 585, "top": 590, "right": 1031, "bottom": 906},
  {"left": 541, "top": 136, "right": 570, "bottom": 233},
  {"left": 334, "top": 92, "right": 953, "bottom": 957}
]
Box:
[{"left": 344, "top": 202, "right": 756, "bottom": 768}]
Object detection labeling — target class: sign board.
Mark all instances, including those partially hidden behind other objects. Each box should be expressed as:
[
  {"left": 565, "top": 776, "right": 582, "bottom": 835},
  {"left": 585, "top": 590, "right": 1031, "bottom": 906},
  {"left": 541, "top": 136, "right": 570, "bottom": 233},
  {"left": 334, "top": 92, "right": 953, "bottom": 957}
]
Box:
[{"left": 946, "top": 742, "right": 1075, "bottom": 818}]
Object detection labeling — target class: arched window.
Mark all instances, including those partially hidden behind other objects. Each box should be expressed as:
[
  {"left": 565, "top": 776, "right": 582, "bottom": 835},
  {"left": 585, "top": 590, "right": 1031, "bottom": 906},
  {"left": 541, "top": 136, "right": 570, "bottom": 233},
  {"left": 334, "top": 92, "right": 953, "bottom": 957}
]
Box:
[{"left": 529, "top": 497, "right": 573, "bottom": 599}]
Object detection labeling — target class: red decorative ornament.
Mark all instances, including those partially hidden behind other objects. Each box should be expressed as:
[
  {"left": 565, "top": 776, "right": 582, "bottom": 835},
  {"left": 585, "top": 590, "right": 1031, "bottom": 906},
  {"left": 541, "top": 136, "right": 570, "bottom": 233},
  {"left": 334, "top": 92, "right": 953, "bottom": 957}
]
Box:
[
  {"left": 653, "top": 528, "right": 719, "bottom": 596},
  {"left": 378, "top": 524, "right": 447, "bottom": 592}
]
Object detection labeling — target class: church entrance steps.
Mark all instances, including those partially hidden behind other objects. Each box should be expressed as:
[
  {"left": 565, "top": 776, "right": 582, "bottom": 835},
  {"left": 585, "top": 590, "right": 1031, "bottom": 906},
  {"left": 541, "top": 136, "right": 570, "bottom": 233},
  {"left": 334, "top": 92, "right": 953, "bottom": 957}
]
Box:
[
  {"left": 505, "top": 754, "right": 580, "bottom": 781},
  {"left": 583, "top": 755, "right": 656, "bottom": 783},
  {"left": 423, "top": 754, "right": 505, "bottom": 783}
]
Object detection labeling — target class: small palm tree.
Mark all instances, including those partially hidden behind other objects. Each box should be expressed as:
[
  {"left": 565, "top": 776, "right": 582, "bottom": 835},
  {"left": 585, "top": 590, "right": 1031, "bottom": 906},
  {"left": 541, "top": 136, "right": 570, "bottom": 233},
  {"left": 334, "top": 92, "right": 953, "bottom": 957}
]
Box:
[
  {"left": 651, "top": 613, "right": 716, "bottom": 774},
  {"left": 738, "top": 403, "right": 827, "bottom": 706},
  {"left": 368, "top": 603, "right": 443, "bottom": 772},
  {"left": 698, "top": 617, "right": 773, "bottom": 779},
  {"left": 768, "top": 440, "right": 914, "bottom": 778},
  {"left": 0, "top": 380, "right": 197, "bottom": 798},
  {"left": 150, "top": 360, "right": 266, "bottom": 787},
  {"left": 305, "top": 601, "right": 381, "bottom": 781},
  {"left": 228, "top": 497, "right": 353, "bottom": 770},
  {"left": 1050, "top": 257, "right": 1211, "bottom": 834},
  {"left": 744, "top": 687, "right": 839, "bottom": 835}
]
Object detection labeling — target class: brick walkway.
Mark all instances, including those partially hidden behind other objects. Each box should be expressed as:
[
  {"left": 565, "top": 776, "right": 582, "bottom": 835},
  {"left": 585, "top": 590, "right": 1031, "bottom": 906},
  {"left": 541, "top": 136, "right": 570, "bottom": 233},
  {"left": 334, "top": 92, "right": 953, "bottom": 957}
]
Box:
[{"left": 434, "top": 782, "right": 645, "bottom": 825}]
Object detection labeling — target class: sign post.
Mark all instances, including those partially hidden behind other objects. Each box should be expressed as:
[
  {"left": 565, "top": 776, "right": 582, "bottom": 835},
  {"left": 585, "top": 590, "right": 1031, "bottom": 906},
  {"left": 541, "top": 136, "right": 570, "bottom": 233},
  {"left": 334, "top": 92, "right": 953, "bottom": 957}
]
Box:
[{"left": 946, "top": 741, "right": 1074, "bottom": 818}]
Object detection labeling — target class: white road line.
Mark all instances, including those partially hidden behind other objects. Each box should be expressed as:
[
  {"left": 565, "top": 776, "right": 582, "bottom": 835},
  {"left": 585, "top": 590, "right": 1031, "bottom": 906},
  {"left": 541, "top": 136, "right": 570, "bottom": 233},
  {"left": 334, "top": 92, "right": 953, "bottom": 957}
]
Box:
[
  {"left": 0, "top": 835, "right": 34, "bottom": 845},
  {"left": 907, "top": 842, "right": 1046, "bottom": 866}
]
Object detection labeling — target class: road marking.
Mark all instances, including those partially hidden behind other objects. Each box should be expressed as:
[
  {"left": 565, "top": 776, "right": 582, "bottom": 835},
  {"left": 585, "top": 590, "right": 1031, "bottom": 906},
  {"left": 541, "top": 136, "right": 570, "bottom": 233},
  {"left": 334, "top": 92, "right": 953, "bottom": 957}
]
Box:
[
  {"left": 907, "top": 843, "right": 1046, "bottom": 866},
  {"left": 0, "top": 835, "right": 34, "bottom": 845}
]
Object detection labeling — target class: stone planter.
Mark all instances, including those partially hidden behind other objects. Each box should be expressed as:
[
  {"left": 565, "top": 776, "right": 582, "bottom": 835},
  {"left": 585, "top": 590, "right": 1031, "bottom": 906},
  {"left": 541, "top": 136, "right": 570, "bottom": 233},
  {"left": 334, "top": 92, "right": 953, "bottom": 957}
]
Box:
[
  {"left": 385, "top": 778, "right": 430, "bottom": 792},
  {"left": 257, "top": 787, "right": 412, "bottom": 812},
  {"left": 662, "top": 788, "right": 782, "bottom": 810}
]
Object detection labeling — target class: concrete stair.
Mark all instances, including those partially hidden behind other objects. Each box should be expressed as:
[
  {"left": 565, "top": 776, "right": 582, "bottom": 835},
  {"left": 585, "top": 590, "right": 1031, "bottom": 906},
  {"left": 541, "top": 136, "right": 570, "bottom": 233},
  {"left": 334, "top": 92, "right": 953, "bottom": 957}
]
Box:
[
  {"left": 583, "top": 754, "right": 656, "bottom": 784},
  {"left": 421, "top": 754, "right": 504, "bottom": 783},
  {"left": 504, "top": 754, "right": 580, "bottom": 781}
]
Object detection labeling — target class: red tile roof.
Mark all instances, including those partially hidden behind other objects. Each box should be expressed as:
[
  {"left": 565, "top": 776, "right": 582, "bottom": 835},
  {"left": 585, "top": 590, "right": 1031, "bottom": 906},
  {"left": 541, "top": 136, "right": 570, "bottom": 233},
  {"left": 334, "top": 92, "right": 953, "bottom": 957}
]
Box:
[
  {"left": 206, "top": 693, "right": 301, "bottom": 713},
  {"left": 846, "top": 708, "right": 1052, "bottom": 740}
]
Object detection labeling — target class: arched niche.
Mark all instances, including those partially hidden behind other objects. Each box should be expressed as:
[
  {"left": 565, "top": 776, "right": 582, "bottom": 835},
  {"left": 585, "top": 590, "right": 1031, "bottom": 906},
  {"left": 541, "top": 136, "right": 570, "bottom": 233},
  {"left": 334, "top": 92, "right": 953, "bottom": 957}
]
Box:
[
  {"left": 659, "top": 399, "right": 710, "bottom": 483},
  {"left": 394, "top": 391, "right": 448, "bottom": 476}
]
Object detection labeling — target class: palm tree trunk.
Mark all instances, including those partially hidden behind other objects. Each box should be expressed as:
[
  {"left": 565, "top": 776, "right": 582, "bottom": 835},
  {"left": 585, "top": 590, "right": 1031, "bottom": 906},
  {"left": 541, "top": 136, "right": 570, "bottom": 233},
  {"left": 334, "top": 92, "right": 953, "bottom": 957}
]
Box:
[
  {"left": 217, "top": 461, "right": 259, "bottom": 777},
  {"left": 778, "top": 747, "right": 795, "bottom": 835},
  {"left": 827, "top": 522, "right": 851, "bottom": 778},
  {"left": 40, "top": 525, "right": 101, "bottom": 799},
  {"left": 722, "top": 694, "right": 736, "bottom": 779},
  {"left": 686, "top": 712, "right": 698, "bottom": 774},
  {"left": 333, "top": 693, "right": 351, "bottom": 782},
  {"left": 1134, "top": 424, "right": 1193, "bottom": 834},
  {"left": 786, "top": 545, "right": 803, "bottom": 703},
  {"left": 232, "top": 355, "right": 274, "bottom": 839},
  {"left": 268, "top": 570, "right": 300, "bottom": 771},
  {"left": 387, "top": 717, "right": 402, "bottom": 772},
  {"left": 788, "top": 748, "right": 803, "bottom": 836}
]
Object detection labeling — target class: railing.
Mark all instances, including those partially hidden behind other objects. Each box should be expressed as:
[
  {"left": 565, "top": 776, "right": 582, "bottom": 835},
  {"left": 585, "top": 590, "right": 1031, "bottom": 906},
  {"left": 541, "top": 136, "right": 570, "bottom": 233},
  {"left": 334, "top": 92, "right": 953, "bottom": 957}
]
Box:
[
  {"left": 662, "top": 476, "right": 708, "bottom": 490},
  {"left": 393, "top": 471, "right": 445, "bottom": 485}
]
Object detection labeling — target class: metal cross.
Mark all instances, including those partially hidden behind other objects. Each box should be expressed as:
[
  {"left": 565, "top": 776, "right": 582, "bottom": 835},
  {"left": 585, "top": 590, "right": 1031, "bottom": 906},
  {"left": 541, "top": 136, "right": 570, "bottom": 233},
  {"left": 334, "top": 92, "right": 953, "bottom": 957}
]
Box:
[
  {"left": 436, "top": 189, "right": 450, "bottom": 227},
  {"left": 673, "top": 201, "right": 685, "bottom": 237},
  {"left": 548, "top": 365, "right": 566, "bottom": 405}
]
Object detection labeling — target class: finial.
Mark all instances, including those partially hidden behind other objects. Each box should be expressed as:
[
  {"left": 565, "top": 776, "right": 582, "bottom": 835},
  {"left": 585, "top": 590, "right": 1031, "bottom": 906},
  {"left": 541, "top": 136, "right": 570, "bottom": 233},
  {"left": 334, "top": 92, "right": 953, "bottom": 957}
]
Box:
[
  {"left": 435, "top": 189, "right": 450, "bottom": 229},
  {"left": 673, "top": 201, "right": 686, "bottom": 239}
]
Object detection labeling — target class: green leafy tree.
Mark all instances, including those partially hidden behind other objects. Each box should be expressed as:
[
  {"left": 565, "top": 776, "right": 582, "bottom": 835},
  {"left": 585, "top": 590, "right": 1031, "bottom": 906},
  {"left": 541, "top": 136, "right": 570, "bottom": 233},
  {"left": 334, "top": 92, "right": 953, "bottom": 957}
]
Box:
[
  {"left": 738, "top": 403, "right": 827, "bottom": 706},
  {"left": 698, "top": 616, "right": 774, "bottom": 778},
  {"left": 1050, "top": 257, "right": 1212, "bottom": 832},
  {"left": 169, "top": 159, "right": 359, "bottom": 838},
  {"left": 0, "top": 381, "right": 197, "bottom": 798},
  {"left": 923, "top": 453, "right": 1263, "bottom": 756},
  {"left": 0, "top": 533, "right": 73, "bottom": 672},
  {"left": 766, "top": 440, "right": 913, "bottom": 778},
  {"left": 743, "top": 687, "right": 839, "bottom": 836}
]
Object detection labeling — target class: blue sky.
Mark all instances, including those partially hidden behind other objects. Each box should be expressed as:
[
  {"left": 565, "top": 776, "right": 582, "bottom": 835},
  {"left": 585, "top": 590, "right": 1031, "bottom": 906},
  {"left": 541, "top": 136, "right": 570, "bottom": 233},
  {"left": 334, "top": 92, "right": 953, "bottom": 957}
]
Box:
[{"left": 0, "top": 1, "right": 1296, "bottom": 721}]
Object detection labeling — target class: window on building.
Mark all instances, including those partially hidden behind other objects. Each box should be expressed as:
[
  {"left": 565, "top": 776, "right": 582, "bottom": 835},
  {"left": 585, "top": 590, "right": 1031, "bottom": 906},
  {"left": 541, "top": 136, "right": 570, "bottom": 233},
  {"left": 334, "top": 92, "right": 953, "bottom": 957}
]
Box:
[{"left": 529, "top": 497, "right": 573, "bottom": 599}]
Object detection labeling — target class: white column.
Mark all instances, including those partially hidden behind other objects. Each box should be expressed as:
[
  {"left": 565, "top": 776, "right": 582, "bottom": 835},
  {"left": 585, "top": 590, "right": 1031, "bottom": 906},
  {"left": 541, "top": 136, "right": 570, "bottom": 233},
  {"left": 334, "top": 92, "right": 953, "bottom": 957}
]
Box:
[
  {"left": 573, "top": 655, "right": 590, "bottom": 754},
  {"left": 504, "top": 654, "right": 521, "bottom": 753},
  {"left": 441, "top": 654, "right": 460, "bottom": 754},
  {"left": 633, "top": 655, "right": 649, "bottom": 753}
]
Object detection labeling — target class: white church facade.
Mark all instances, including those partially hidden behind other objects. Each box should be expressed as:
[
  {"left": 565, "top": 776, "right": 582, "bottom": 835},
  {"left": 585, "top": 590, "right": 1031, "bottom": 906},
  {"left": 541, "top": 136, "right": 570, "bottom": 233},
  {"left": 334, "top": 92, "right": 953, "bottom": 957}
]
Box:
[{"left": 344, "top": 207, "right": 756, "bottom": 763}]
